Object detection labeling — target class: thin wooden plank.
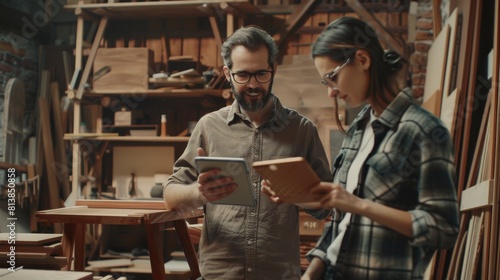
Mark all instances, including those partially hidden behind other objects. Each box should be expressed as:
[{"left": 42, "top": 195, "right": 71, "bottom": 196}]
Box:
[
  {"left": 36, "top": 70, "right": 50, "bottom": 187},
  {"left": 87, "top": 258, "right": 133, "bottom": 269},
  {"left": 39, "top": 97, "right": 63, "bottom": 228},
  {"left": 433, "top": 0, "right": 442, "bottom": 38},
  {"left": 422, "top": 24, "right": 450, "bottom": 116},
  {"left": 0, "top": 233, "right": 62, "bottom": 246},
  {"left": 421, "top": 90, "right": 441, "bottom": 117},
  {"left": 460, "top": 180, "right": 494, "bottom": 211},
  {"left": 75, "top": 199, "right": 166, "bottom": 210},
  {"left": 491, "top": 0, "right": 500, "bottom": 277},
  {"left": 446, "top": 1, "right": 484, "bottom": 279},
  {"left": 51, "top": 82, "right": 71, "bottom": 200},
  {"left": 76, "top": 17, "right": 108, "bottom": 99},
  {"left": 440, "top": 9, "right": 462, "bottom": 133},
  {"left": 0, "top": 242, "right": 61, "bottom": 256},
  {"left": 85, "top": 258, "right": 191, "bottom": 276},
  {"left": 0, "top": 269, "right": 92, "bottom": 280}
]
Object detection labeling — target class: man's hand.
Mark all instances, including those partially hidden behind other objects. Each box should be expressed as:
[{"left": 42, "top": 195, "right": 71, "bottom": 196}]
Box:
[{"left": 196, "top": 147, "right": 237, "bottom": 203}]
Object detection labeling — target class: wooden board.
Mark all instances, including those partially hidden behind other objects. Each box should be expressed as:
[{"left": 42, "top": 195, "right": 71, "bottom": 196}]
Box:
[
  {"left": 422, "top": 24, "right": 450, "bottom": 116},
  {"left": 440, "top": 9, "right": 461, "bottom": 131},
  {"left": 0, "top": 242, "right": 61, "bottom": 256},
  {"left": 39, "top": 97, "right": 63, "bottom": 223},
  {"left": 93, "top": 48, "right": 153, "bottom": 92},
  {"left": 76, "top": 199, "right": 166, "bottom": 210},
  {"left": 87, "top": 258, "right": 133, "bottom": 269},
  {"left": 460, "top": 180, "right": 494, "bottom": 211},
  {"left": 0, "top": 233, "right": 62, "bottom": 246},
  {"left": 0, "top": 269, "right": 92, "bottom": 280},
  {"left": 85, "top": 258, "right": 191, "bottom": 276}
]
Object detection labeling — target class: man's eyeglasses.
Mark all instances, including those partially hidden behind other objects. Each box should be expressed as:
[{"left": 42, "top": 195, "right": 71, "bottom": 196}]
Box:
[
  {"left": 320, "top": 58, "right": 351, "bottom": 88},
  {"left": 229, "top": 70, "right": 274, "bottom": 84}
]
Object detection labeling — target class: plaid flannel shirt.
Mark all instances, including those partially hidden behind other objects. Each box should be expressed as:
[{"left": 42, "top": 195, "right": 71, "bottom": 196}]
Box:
[{"left": 307, "top": 88, "right": 459, "bottom": 280}]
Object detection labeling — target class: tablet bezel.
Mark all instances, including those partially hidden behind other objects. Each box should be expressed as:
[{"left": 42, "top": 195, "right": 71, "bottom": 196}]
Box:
[{"left": 195, "top": 156, "right": 256, "bottom": 206}]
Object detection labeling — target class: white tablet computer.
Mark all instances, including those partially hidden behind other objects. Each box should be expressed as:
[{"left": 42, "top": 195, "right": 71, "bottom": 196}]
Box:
[{"left": 195, "top": 156, "right": 256, "bottom": 206}]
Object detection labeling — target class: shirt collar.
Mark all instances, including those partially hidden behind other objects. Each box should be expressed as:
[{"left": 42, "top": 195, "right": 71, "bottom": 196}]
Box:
[
  {"left": 377, "top": 87, "right": 413, "bottom": 129},
  {"left": 225, "top": 94, "right": 287, "bottom": 129},
  {"left": 350, "top": 88, "right": 413, "bottom": 131}
]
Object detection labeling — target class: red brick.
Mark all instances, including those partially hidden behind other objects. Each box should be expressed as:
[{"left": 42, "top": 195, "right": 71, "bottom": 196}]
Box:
[
  {"left": 0, "top": 62, "right": 13, "bottom": 73},
  {"left": 412, "top": 64, "right": 426, "bottom": 74},
  {"left": 21, "top": 58, "right": 37, "bottom": 70},
  {"left": 412, "top": 86, "right": 424, "bottom": 99},
  {"left": 412, "top": 73, "right": 426, "bottom": 87},
  {"left": 3, "top": 53, "right": 20, "bottom": 66},
  {"left": 420, "top": 10, "right": 433, "bottom": 19},
  {"left": 417, "top": 18, "right": 433, "bottom": 30},
  {"left": 415, "top": 31, "right": 434, "bottom": 41},
  {"left": 412, "top": 52, "right": 428, "bottom": 65},
  {"left": 414, "top": 42, "right": 431, "bottom": 52}
]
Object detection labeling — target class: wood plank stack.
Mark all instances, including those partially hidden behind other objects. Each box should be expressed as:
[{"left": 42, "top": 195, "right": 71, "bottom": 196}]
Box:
[
  {"left": 0, "top": 233, "right": 67, "bottom": 270},
  {"left": 423, "top": 1, "right": 500, "bottom": 279}
]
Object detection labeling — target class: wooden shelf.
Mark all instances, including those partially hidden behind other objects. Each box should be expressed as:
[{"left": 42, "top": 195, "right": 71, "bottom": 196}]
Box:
[
  {"left": 88, "top": 88, "right": 226, "bottom": 98},
  {"left": 65, "top": 0, "right": 262, "bottom": 18}
]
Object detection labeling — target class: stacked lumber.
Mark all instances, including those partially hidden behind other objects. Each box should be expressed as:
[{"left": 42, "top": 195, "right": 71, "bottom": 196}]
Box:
[{"left": 0, "top": 233, "right": 67, "bottom": 270}]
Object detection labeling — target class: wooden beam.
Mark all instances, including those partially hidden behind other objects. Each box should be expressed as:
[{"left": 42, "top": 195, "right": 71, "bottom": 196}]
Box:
[
  {"left": 0, "top": 162, "right": 28, "bottom": 172},
  {"left": 209, "top": 15, "right": 223, "bottom": 53},
  {"left": 276, "top": 0, "right": 321, "bottom": 62},
  {"left": 344, "top": 0, "right": 405, "bottom": 57},
  {"left": 75, "top": 17, "right": 108, "bottom": 100},
  {"left": 252, "top": 3, "right": 410, "bottom": 15}
]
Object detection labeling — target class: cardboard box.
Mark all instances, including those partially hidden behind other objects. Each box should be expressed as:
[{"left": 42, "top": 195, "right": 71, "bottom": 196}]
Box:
[{"left": 93, "top": 48, "right": 153, "bottom": 92}]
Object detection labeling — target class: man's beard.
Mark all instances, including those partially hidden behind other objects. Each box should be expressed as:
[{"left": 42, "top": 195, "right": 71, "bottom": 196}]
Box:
[{"left": 230, "top": 80, "right": 273, "bottom": 112}]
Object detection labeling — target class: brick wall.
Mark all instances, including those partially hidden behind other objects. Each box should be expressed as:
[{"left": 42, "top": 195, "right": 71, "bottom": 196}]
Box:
[
  {"left": 0, "top": 33, "right": 38, "bottom": 113},
  {"left": 410, "top": 0, "right": 433, "bottom": 101},
  {"left": 0, "top": 0, "right": 42, "bottom": 166}
]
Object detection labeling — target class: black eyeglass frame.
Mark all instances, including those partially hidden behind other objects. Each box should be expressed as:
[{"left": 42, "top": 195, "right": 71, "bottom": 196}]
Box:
[
  {"left": 320, "top": 58, "right": 351, "bottom": 88},
  {"left": 229, "top": 70, "right": 274, "bottom": 84}
]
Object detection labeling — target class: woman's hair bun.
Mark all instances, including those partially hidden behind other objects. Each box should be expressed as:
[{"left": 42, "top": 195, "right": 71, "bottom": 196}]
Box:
[{"left": 383, "top": 50, "right": 403, "bottom": 72}]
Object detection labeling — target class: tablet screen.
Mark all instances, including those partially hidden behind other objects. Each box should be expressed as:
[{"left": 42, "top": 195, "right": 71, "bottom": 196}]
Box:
[{"left": 195, "top": 157, "right": 256, "bottom": 206}]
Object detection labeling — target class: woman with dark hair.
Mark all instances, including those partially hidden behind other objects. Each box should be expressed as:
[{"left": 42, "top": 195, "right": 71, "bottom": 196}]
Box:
[{"left": 301, "top": 17, "right": 459, "bottom": 279}]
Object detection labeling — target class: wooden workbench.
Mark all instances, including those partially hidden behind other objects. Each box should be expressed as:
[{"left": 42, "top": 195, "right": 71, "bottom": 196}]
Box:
[{"left": 36, "top": 200, "right": 203, "bottom": 280}]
